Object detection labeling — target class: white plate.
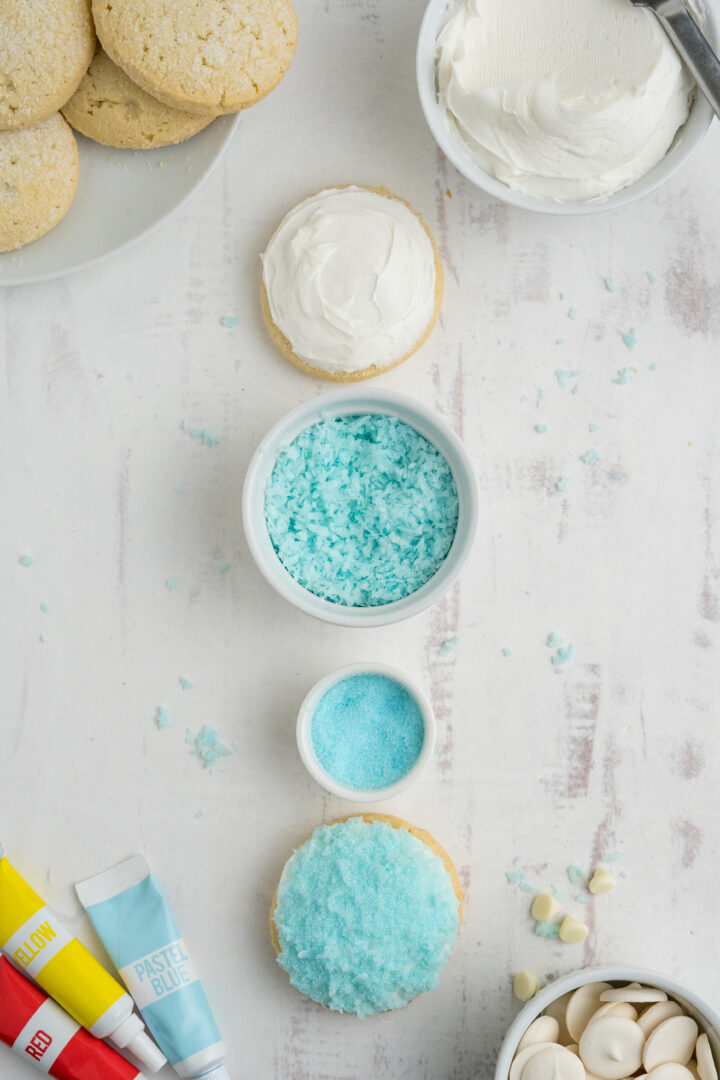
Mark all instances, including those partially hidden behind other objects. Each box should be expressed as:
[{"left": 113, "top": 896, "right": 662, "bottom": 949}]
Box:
[{"left": 0, "top": 113, "right": 240, "bottom": 286}]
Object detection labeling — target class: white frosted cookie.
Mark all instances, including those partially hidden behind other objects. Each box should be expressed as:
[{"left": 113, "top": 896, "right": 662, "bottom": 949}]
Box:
[
  {"left": 62, "top": 47, "right": 215, "bottom": 149},
  {"left": 92, "top": 0, "right": 298, "bottom": 116},
  {"left": 0, "top": 0, "right": 95, "bottom": 130},
  {"left": 0, "top": 115, "right": 79, "bottom": 253},
  {"left": 261, "top": 186, "right": 444, "bottom": 382}
]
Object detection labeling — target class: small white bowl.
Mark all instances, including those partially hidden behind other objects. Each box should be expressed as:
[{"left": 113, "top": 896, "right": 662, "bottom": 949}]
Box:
[
  {"left": 496, "top": 967, "right": 720, "bottom": 1080},
  {"left": 296, "top": 662, "right": 437, "bottom": 802},
  {"left": 417, "top": 0, "right": 717, "bottom": 216},
  {"left": 242, "top": 388, "right": 479, "bottom": 627}
]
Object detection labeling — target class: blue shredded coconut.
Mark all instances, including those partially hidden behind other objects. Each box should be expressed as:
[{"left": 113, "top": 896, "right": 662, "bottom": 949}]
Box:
[
  {"left": 614, "top": 367, "right": 636, "bottom": 385},
  {"left": 439, "top": 636, "right": 459, "bottom": 657},
  {"left": 568, "top": 306, "right": 578, "bottom": 321},
  {"left": 535, "top": 921, "right": 560, "bottom": 940},
  {"left": 182, "top": 421, "right": 221, "bottom": 447},
  {"left": 264, "top": 415, "right": 459, "bottom": 607},
  {"left": 502, "top": 646, "right": 513, "bottom": 657},
  {"left": 547, "top": 632, "right": 565, "bottom": 648},
  {"left": 220, "top": 315, "right": 238, "bottom": 328},
  {"left": 155, "top": 706, "right": 171, "bottom": 730},
  {"left": 506, "top": 870, "right": 527, "bottom": 885},
  {"left": 555, "top": 369, "right": 581, "bottom": 389},
  {"left": 580, "top": 448, "right": 601, "bottom": 466},
  {"left": 601, "top": 850, "right": 624, "bottom": 863},
  {"left": 179, "top": 677, "right": 195, "bottom": 691},
  {"left": 621, "top": 328, "right": 639, "bottom": 351},
  {"left": 605, "top": 277, "right": 618, "bottom": 293},
  {"left": 557, "top": 477, "right": 570, "bottom": 493},
  {"left": 567, "top": 864, "right": 586, "bottom": 886},
  {"left": 311, "top": 673, "right": 425, "bottom": 791},
  {"left": 274, "top": 818, "right": 460, "bottom": 1016},
  {"left": 165, "top": 575, "right": 179, "bottom": 591},
  {"left": 186, "top": 724, "right": 233, "bottom": 768},
  {"left": 535, "top": 424, "right": 548, "bottom": 435},
  {"left": 18, "top": 555, "right": 34, "bottom": 567},
  {"left": 40, "top": 602, "right": 49, "bottom": 614}
]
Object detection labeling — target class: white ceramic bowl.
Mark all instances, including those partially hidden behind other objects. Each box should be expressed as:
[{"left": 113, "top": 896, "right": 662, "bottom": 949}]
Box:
[
  {"left": 496, "top": 967, "right": 720, "bottom": 1080},
  {"left": 417, "top": 0, "right": 717, "bottom": 216},
  {"left": 242, "top": 388, "right": 479, "bottom": 627},
  {"left": 296, "top": 662, "right": 437, "bottom": 801}
]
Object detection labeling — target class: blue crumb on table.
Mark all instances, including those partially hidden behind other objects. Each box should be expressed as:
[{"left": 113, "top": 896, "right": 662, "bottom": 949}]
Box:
[
  {"left": 580, "top": 448, "right": 601, "bottom": 466},
  {"left": 614, "top": 367, "right": 636, "bottom": 385},
  {"left": 621, "top": 328, "right": 639, "bottom": 350},
  {"left": 439, "top": 637, "right": 458, "bottom": 657},
  {"left": 535, "top": 424, "right": 548, "bottom": 434},
  {"left": 220, "top": 316, "right": 238, "bottom": 328},
  {"left": 165, "top": 575, "right": 179, "bottom": 591},
  {"left": 182, "top": 421, "right": 221, "bottom": 447},
  {"left": 40, "top": 602, "right": 49, "bottom": 613},
  {"left": 186, "top": 725, "right": 233, "bottom": 768},
  {"left": 264, "top": 414, "right": 459, "bottom": 607},
  {"left": 18, "top": 554, "right": 34, "bottom": 567},
  {"left": 274, "top": 817, "right": 459, "bottom": 1016},
  {"left": 311, "top": 673, "right": 424, "bottom": 791},
  {"left": 179, "top": 677, "right": 195, "bottom": 691},
  {"left": 155, "top": 705, "right": 171, "bottom": 730},
  {"left": 555, "top": 369, "right": 581, "bottom": 389},
  {"left": 535, "top": 920, "right": 560, "bottom": 940}
]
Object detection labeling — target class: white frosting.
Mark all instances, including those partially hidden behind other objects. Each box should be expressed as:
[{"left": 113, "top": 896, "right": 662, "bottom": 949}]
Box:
[
  {"left": 261, "top": 187, "right": 437, "bottom": 374},
  {"left": 436, "top": 0, "right": 695, "bottom": 202}
]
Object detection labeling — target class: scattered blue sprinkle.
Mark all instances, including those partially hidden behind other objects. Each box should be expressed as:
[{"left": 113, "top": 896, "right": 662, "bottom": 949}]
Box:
[
  {"left": 547, "top": 632, "right": 565, "bottom": 648},
  {"left": 519, "top": 395, "right": 529, "bottom": 403},
  {"left": 510, "top": 340, "right": 519, "bottom": 350},
  {"left": 535, "top": 921, "right": 560, "bottom": 940},
  {"left": 567, "top": 864, "right": 586, "bottom": 886},
  {"left": 40, "top": 602, "right": 49, "bottom": 614},
  {"left": 165, "top": 576, "right": 179, "bottom": 591},
  {"left": 182, "top": 421, "right": 221, "bottom": 447},
  {"left": 518, "top": 882, "right": 537, "bottom": 894},
  {"left": 580, "top": 448, "right": 601, "bottom": 466},
  {"left": 535, "top": 424, "right": 548, "bottom": 434},
  {"left": 501, "top": 647, "right": 513, "bottom": 658},
  {"left": 218, "top": 561, "right": 231, "bottom": 573},
  {"left": 180, "top": 677, "right": 195, "bottom": 691},
  {"left": 647, "top": 271, "right": 658, "bottom": 284},
  {"left": 559, "top": 292, "right": 565, "bottom": 301},
  {"left": 571, "top": 384, "right": 580, "bottom": 396},
  {"left": 621, "top": 328, "right": 639, "bottom": 350},
  {"left": 555, "top": 338, "right": 566, "bottom": 346},
  {"left": 619, "top": 871, "right": 629, "bottom": 879},
  {"left": 175, "top": 482, "right": 185, "bottom": 495},
  {"left": 439, "top": 637, "right": 458, "bottom": 657},
  {"left": 156, "top": 706, "right": 171, "bottom": 730},
  {"left": 39, "top": 633, "right": 46, "bottom": 644},
  {"left": 506, "top": 870, "right": 527, "bottom": 885},
  {"left": 536, "top": 389, "right": 545, "bottom": 409},
  {"left": 649, "top": 362, "right": 658, "bottom": 371},
  {"left": 605, "top": 277, "right": 618, "bottom": 293},
  {"left": 194, "top": 809, "right": 206, "bottom": 820},
  {"left": 588, "top": 423, "right": 599, "bottom": 433},
  {"left": 186, "top": 724, "right": 233, "bottom": 768},
  {"left": 18, "top": 555, "right": 34, "bottom": 567},
  {"left": 568, "top": 307, "right": 578, "bottom": 321},
  {"left": 614, "top": 367, "right": 636, "bottom": 385},
  {"left": 555, "top": 369, "right": 581, "bottom": 389},
  {"left": 220, "top": 316, "right": 238, "bottom": 328},
  {"left": 557, "top": 477, "right": 570, "bottom": 493},
  {"left": 552, "top": 644, "right": 576, "bottom": 667},
  {"left": 575, "top": 893, "right": 592, "bottom": 905},
  {"left": 601, "top": 851, "right": 624, "bottom": 863},
  {"left": 552, "top": 885, "right": 569, "bottom": 901}
]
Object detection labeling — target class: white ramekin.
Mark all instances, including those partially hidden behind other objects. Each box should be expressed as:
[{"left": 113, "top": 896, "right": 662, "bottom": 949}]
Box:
[
  {"left": 417, "top": 0, "right": 717, "bottom": 216},
  {"left": 242, "top": 388, "right": 479, "bottom": 627},
  {"left": 296, "top": 662, "right": 437, "bottom": 801},
  {"left": 496, "top": 967, "right": 720, "bottom": 1080}
]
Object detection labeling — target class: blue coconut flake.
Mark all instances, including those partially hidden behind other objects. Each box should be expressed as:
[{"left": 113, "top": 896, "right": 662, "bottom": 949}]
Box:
[
  {"left": 588, "top": 423, "right": 599, "bottom": 433},
  {"left": 619, "top": 870, "right": 629, "bottom": 879},
  {"left": 614, "top": 367, "right": 636, "bottom": 385},
  {"left": 311, "top": 673, "right": 424, "bottom": 791},
  {"left": 155, "top": 706, "right": 171, "bottom": 730},
  {"left": 547, "top": 632, "right": 565, "bottom": 648},
  {"left": 647, "top": 271, "right": 658, "bottom": 284},
  {"left": 621, "top": 328, "right": 639, "bottom": 350},
  {"left": 601, "top": 850, "right": 624, "bottom": 863},
  {"left": 165, "top": 575, "right": 179, "bottom": 591},
  {"left": 580, "top": 448, "right": 601, "bottom": 466},
  {"left": 575, "top": 893, "right": 592, "bottom": 905},
  {"left": 535, "top": 424, "right": 549, "bottom": 435},
  {"left": 552, "top": 644, "right": 576, "bottom": 667},
  {"left": 264, "top": 415, "right": 459, "bottom": 608},
  {"left": 536, "top": 389, "right": 545, "bottom": 409},
  {"left": 649, "top": 362, "right": 658, "bottom": 372},
  {"left": 501, "top": 646, "right": 513, "bottom": 658},
  {"left": 535, "top": 920, "right": 560, "bottom": 940},
  {"left": 556, "top": 338, "right": 566, "bottom": 346},
  {"left": 274, "top": 818, "right": 460, "bottom": 1017},
  {"left": 18, "top": 555, "right": 34, "bottom": 567},
  {"left": 552, "top": 885, "right": 569, "bottom": 901},
  {"left": 439, "top": 637, "right": 459, "bottom": 657},
  {"left": 220, "top": 315, "right": 238, "bottom": 328},
  {"left": 506, "top": 870, "right": 527, "bottom": 885},
  {"left": 568, "top": 307, "right": 578, "bottom": 321},
  {"left": 182, "top": 421, "right": 221, "bottom": 447},
  {"left": 40, "top": 602, "right": 49, "bottom": 614},
  {"left": 605, "top": 277, "right": 619, "bottom": 293},
  {"left": 518, "top": 882, "right": 537, "bottom": 894},
  {"left": 179, "top": 677, "right": 195, "bottom": 691},
  {"left": 186, "top": 724, "right": 233, "bottom": 768},
  {"left": 175, "top": 482, "right": 186, "bottom": 495},
  {"left": 555, "top": 369, "right": 581, "bottom": 389},
  {"left": 556, "top": 477, "right": 570, "bottom": 493},
  {"left": 218, "top": 561, "right": 231, "bottom": 573},
  {"left": 567, "top": 865, "right": 586, "bottom": 886}
]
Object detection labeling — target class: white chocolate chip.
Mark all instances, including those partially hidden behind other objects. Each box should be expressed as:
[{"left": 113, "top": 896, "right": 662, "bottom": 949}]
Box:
[
  {"left": 589, "top": 869, "right": 616, "bottom": 894},
  {"left": 510, "top": 1043, "right": 558, "bottom": 1080},
  {"left": 647, "top": 1065, "right": 698, "bottom": 1080},
  {"left": 590, "top": 1002, "right": 639, "bottom": 1024},
  {"left": 521, "top": 1045, "right": 586, "bottom": 1080},
  {"left": 601, "top": 986, "right": 668, "bottom": 1004},
  {"left": 514, "top": 970, "right": 541, "bottom": 1002},
  {"left": 518, "top": 1017, "right": 562, "bottom": 1053},
  {"left": 559, "top": 916, "right": 589, "bottom": 944},
  {"left": 532, "top": 893, "right": 562, "bottom": 921},
  {"left": 638, "top": 1003, "right": 685, "bottom": 1037},
  {"left": 579, "top": 1015, "right": 645, "bottom": 1080},
  {"left": 644, "top": 1016, "right": 699, "bottom": 1071},
  {"left": 566, "top": 984, "right": 614, "bottom": 1043},
  {"left": 697, "top": 1034, "right": 719, "bottom": 1080}
]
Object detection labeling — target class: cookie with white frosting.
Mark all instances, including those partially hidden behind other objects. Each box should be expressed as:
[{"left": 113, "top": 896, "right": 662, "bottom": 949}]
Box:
[{"left": 261, "top": 186, "right": 444, "bottom": 382}]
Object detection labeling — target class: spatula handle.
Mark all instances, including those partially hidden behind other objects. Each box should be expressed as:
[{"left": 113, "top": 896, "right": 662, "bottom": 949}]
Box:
[{"left": 655, "top": 0, "right": 720, "bottom": 119}]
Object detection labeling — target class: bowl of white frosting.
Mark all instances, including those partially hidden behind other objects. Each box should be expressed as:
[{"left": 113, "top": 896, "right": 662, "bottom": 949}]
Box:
[{"left": 417, "top": 0, "right": 717, "bottom": 214}]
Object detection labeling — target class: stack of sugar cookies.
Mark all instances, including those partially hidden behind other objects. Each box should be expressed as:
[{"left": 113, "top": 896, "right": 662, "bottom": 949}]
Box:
[{"left": 0, "top": 0, "right": 297, "bottom": 252}]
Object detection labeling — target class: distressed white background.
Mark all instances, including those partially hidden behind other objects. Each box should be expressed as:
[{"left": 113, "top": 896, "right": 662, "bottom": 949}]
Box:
[{"left": 2, "top": 1, "right": 720, "bottom": 1078}]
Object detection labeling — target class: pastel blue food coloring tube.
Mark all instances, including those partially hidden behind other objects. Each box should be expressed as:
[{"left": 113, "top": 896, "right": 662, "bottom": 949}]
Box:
[{"left": 76, "top": 856, "right": 229, "bottom": 1080}]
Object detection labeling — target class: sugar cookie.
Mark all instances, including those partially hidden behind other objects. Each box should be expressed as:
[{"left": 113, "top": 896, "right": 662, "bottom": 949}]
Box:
[
  {"left": 0, "top": 0, "right": 95, "bottom": 130},
  {"left": 62, "top": 47, "right": 215, "bottom": 149},
  {"left": 0, "top": 115, "right": 79, "bottom": 253},
  {"left": 261, "top": 186, "right": 443, "bottom": 382},
  {"left": 92, "top": 0, "right": 298, "bottom": 116}
]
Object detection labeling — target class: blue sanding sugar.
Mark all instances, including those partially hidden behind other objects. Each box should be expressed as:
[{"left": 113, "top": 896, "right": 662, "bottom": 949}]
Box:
[
  {"left": 264, "top": 415, "right": 459, "bottom": 607},
  {"left": 311, "top": 674, "right": 425, "bottom": 791},
  {"left": 274, "top": 817, "right": 460, "bottom": 1016}
]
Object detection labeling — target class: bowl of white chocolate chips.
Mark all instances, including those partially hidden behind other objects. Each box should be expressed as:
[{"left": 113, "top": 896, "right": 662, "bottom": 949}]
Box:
[{"left": 497, "top": 970, "right": 720, "bottom": 1080}]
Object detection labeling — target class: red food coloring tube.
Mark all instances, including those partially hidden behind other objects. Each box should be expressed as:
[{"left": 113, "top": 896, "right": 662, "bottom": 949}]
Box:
[{"left": 0, "top": 957, "right": 150, "bottom": 1080}]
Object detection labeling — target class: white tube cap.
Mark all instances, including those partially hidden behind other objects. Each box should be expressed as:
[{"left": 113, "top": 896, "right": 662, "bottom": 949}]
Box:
[
  {"left": 195, "top": 1067, "right": 231, "bottom": 1080},
  {"left": 109, "top": 1014, "right": 167, "bottom": 1073}
]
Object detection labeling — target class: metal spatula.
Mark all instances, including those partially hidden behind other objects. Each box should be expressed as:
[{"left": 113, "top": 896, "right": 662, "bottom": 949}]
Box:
[{"left": 632, "top": 0, "right": 720, "bottom": 118}]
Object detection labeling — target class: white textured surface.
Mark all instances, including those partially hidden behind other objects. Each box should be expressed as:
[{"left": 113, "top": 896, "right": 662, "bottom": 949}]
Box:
[{"left": 1, "top": 2, "right": 720, "bottom": 1079}]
